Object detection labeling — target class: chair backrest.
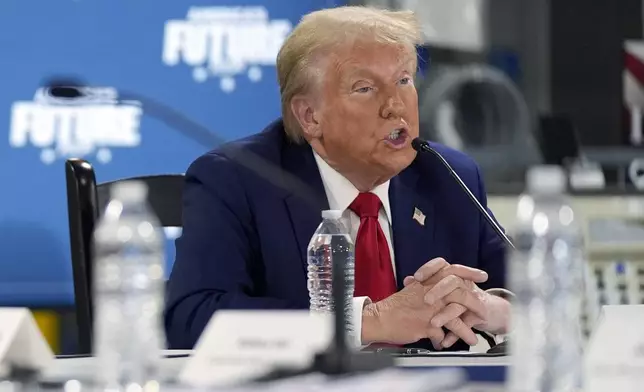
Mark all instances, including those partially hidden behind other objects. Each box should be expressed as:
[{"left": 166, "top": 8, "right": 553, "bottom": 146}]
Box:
[{"left": 65, "top": 158, "right": 184, "bottom": 354}]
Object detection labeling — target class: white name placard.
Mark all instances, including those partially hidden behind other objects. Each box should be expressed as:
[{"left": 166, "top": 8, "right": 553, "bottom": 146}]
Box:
[
  {"left": 0, "top": 308, "right": 54, "bottom": 378},
  {"left": 179, "top": 310, "right": 332, "bottom": 387},
  {"left": 584, "top": 305, "right": 644, "bottom": 392}
]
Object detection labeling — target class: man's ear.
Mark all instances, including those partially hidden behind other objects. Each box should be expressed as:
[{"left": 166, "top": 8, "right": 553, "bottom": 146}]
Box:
[{"left": 290, "top": 94, "right": 322, "bottom": 139}]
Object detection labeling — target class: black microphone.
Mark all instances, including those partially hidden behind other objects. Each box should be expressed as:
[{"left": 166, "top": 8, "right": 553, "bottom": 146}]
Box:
[{"left": 411, "top": 138, "right": 515, "bottom": 250}]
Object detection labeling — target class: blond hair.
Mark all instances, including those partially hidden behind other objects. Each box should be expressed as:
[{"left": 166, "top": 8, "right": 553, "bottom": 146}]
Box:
[{"left": 276, "top": 6, "right": 422, "bottom": 143}]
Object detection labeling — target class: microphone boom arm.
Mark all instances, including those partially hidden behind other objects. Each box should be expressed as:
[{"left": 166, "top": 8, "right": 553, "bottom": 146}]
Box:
[{"left": 412, "top": 138, "right": 515, "bottom": 250}]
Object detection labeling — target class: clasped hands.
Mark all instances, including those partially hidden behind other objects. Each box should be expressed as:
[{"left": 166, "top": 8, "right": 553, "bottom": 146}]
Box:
[{"left": 361, "top": 258, "right": 510, "bottom": 349}]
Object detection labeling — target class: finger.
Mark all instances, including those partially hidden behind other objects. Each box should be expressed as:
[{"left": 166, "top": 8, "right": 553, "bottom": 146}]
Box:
[
  {"left": 442, "top": 264, "right": 488, "bottom": 284},
  {"left": 426, "top": 327, "right": 445, "bottom": 350},
  {"left": 430, "top": 337, "right": 442, "bottom": 350},
  {"left": 444, "top": 289, "right": 488, "bottom": 321},
  {"left": 442, "top": 312, "right": 482, "bottom": 348},
  {"left": 413, "top": 257, "right": 448, "bottom": 282},
  {"left": 430, "top": 303, "right": 467, "bottom": 328},
  {"left": 422, "top": 264, "right": 488, "bottom": 287},
  {"left": 442, "top": 317, "right": 478, "bottom": 346},
  {"left": 424, "top": 275, "right": 464, "bottom": 305},
  {"left": 403, "top": 276, "right": 415, "bottom": 287},
  {"left": 461, "top": 311, "right": 484, "bottom": 329},
  {"left": 441, "top": 332, "right": 460, "bottom": 348}
]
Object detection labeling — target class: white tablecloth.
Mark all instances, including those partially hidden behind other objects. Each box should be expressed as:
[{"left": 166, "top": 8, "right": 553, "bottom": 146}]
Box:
[
  {"left": 45, "top": 350, "right": 192, "bottom": 382},
  {"left": 43, "top": 350, "right": 507, "bottom": 391}
]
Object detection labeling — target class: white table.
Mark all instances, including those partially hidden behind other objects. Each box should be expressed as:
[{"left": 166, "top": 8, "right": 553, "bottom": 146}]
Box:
[
  {"left": 45, "top": 350, "right": 192, "bottom": 382},
  {"left": 43, "top": 350, "right": 507, "bottom": 391}
]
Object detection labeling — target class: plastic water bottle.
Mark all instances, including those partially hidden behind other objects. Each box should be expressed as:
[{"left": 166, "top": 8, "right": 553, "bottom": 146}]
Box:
[
  {"left": 93, "top": 181, "right": 166, "bottom": 390},
  {"left": 508, "top": 166, "right": 585, "bottom": 392},
  {"left": 307, "top": 210, "right": 355, "bottom": 332}
]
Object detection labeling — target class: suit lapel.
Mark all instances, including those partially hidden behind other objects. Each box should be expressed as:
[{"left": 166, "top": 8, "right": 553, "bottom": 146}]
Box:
[
  {"left": 281, "top": 141, "right": 329, "bottom": 269},
  {"left": 280, "top": 139, "right": 440, "bottom": 286},
  {"left": 389, "top": 160, "right": 437, "bottom": 289}
]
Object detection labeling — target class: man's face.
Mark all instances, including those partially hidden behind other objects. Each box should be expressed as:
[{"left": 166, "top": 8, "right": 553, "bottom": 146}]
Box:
[{"left": 311, "top": 42, "right": 419, "bottom": 182}]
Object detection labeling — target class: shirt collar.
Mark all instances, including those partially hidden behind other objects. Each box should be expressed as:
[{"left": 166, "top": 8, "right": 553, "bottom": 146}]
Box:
[{"left": 313, "top": 151, "right": 392, "bottom": 222}]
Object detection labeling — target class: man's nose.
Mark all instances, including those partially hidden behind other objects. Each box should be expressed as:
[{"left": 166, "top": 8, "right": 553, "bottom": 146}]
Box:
[{"left": 380, "top": 94, "right": 405, "bottom": 119}]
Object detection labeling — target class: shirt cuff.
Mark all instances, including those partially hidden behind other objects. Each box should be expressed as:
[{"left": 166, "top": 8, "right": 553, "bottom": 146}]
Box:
[
  {"left": 485, "top": 288, "right": 515, "bottom": 301},
  {"left": 485, "top": 288, "right": 515, "bottom": 343},
  {"left": 349, "top": 296, "right": 372, "bottom": 349}
]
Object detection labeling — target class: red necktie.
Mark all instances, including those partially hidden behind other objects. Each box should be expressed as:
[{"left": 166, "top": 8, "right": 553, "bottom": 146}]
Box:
[{"left": 349, "top": 192, "right": 397, "bottom": 302}]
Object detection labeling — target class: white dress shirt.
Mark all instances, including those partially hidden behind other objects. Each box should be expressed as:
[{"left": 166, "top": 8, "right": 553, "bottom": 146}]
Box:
[{"left": 313, "top": 152, "right": 396, "bottom": 347}]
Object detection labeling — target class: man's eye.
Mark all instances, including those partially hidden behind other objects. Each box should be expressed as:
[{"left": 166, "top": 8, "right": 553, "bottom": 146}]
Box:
[
  {"left": 355, "top": 86, "right": 373, "bottom": 93},
  {"left": 399, "top": 77, "right": 412, "bottom": 85}
]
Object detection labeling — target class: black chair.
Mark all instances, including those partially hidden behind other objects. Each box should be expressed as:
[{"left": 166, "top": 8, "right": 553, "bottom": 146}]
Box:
[{"left": 65, "top": 158, "right": 184, "bottom": 354}]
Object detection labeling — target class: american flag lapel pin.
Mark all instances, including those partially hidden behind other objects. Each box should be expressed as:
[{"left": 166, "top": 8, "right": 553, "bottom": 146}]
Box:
[{"left": 413, "top": 207, "right": 426, "bottom": 226}]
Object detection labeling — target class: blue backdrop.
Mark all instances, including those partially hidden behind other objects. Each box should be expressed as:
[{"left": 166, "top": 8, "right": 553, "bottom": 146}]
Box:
[{"left": 0, "top": 0, "right": 343, "bottom": 307}]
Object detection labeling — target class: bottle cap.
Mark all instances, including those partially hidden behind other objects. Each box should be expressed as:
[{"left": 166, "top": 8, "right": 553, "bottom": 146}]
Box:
[
  {"left": 526, "top": 165, "right": 567, "bottom": 194},
  {"left": 111, "top": 181, "right": 148, "bottom": 202},
  {"left": 321, "top": 210, "right": 343, "bottom": 220}
]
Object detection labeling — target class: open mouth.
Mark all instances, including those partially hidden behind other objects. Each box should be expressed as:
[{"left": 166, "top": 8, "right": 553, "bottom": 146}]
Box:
[{"left": 384, "top": 127, "right": 409, "bottom": 148}]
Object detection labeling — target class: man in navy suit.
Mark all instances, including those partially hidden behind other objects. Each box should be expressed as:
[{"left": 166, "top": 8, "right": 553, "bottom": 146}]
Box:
[{"left": 165, "top": 6, "right": 511, "bottom": 350}]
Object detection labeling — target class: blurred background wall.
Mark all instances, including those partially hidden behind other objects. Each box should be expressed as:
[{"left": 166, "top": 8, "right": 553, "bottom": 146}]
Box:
[
  {"left": 0, "top": 0, "right": 344, "bottom": 353},
  {"left": 0, "top": 0, "right": 643, "bottom": 353},
  {"left": 355, "top": 0, "right": 644, "bottom": 186}
]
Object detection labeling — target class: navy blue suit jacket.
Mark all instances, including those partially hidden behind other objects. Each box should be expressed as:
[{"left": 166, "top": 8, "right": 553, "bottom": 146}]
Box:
[{"left": 165, "top": 119, "right": 507, "bottom": 349}]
